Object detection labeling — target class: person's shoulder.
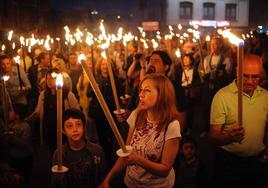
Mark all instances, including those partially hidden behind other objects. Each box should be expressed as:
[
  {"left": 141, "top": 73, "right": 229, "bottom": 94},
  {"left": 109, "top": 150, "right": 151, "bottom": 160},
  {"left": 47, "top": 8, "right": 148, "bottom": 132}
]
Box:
[
  {"left": 257, "top": 86, "right": 268, "bottom": 99},
  {"left": 169, "top": 119, "right": 180, "bottom": 127},
  {"left": 127, "top": 108, "right": 138, "bottom": 126},
  {"left": 217, "top": 82, "right": 235, "bottom": 95},
  {"left": 259, "top": 86, "right": 268, "bottom": 94}
]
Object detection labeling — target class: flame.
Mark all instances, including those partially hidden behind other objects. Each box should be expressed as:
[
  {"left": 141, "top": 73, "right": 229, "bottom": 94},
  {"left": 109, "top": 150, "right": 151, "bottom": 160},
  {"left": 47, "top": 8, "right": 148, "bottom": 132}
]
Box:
[
  {"left": 206, "top": 35, "right": 211, "bottom": 42},
  {"left": 151, "top": 39, "right": 158, "bottom": 49},
  {"left": 218, "top": 29, "right": 244, "bottom": 46},
  {"left": 56, "top": 73, "right": 64, "bottom": 88},
  {"left": 138, "top": 27, "right": 143, "bottom": 33},
  {"left": 193, "top": 25, "right": 199, "bottom": 30},
  {"left": 117, "top": 27, "right": 123, "bottom": 41},
  {"left": 51, "top": 72, "right": 58, "bottom": 79},
  {"left": 1, "top": 75, "right": 10, "bottom": 81},
  {"left": 74, "top": 28, "right": 83, "bottom": 42},
  {"left": 123, "top": 32, "right": 134, "bottom": 47},
  {"left": 1, "top": 44, "right": 5, "bottom": 51},
  {"left": 13, "top": 56, "right": 20, "bottom": 64},
  {"left": 175, "top": 49, "right": 181, "bottom": 58},
  {"left": 78, "top": 54, "right": 86, "bottom": 63},
  {"left": 86, "top": 33, "right": 94, "bottom": 46},
  {"left": 101, "top": 51, "right": 107, "bottom": 59},
  {"left": 142, "top": 31, "right": 146, "bottom": 38},
  {"left": 8, "top": 30, "right": 13, "bottom": 41},
  {"left": 100, "top": 41, "right": 110, "bottom": 50},
  {"left": 12, "top": 42, "right": 16, "bottom": 50},
  {"left": 20, "top": 36, "right": 25, "bottom": 46},
  {"left": 44, "top": 39, "right": 51, "bottom": 51},
  {"left": 99, "top": 20, "right": 106, "bottom": 37},
  {"left": 178, "top": 24, "right": 183, "bottom": 30},
  {"left": 28, "top": 46, "right": 31, "bottom": 53}
]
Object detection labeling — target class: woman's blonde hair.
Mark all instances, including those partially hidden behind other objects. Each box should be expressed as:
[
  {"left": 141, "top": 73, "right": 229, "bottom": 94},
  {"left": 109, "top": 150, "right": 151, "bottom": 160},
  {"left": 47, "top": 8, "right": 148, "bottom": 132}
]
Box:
[{"left": 136, "top": 73, "right": 179, "bottom": 131}]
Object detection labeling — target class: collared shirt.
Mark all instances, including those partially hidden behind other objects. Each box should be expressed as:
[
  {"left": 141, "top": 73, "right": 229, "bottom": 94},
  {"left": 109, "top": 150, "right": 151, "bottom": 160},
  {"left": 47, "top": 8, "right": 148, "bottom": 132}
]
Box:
[
  {"left": 210, "top": 80, "right": 268, "bottom": 156},
  {"left": 181, "top": 68, "right": 194, "bottom": 87}
]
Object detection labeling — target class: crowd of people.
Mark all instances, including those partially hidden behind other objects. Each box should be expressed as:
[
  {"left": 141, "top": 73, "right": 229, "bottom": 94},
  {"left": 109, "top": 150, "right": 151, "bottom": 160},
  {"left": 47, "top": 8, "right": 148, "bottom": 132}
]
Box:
[{"left": 0, "top": 28, "right": 268, "bottom": 188}]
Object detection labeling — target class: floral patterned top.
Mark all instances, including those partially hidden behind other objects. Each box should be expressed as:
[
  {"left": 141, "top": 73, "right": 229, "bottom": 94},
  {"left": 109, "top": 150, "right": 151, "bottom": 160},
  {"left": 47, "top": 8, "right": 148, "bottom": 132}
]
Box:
[{"left": 124, "top": 110, "right": 181, "bottom": 188}]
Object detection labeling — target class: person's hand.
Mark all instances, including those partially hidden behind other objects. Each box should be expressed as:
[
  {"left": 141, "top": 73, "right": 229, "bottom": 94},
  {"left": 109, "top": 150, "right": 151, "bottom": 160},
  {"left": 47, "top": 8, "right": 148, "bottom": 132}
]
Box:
[
  {"left": 226, "top": 124, "right": 245, "bottom": 143},
  {"left": 98, "top": 179, "right": 110, "bottom": 188},
  {"left": 139, "top": 57, "right": 146, "bottom": 68},
  {"left": 115, "top": 110, "right": 130, "bottom": 123}
]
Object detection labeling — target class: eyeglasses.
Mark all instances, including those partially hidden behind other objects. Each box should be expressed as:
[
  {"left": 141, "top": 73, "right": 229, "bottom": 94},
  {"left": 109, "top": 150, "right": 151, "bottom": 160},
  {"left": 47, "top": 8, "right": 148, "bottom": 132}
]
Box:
[{"left": 243, "top": 74, "right": 260, "bottom": 81}]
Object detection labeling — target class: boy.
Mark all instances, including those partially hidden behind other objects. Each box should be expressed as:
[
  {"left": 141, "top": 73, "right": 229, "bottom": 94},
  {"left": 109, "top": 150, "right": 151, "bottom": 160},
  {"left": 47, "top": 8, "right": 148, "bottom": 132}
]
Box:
[
  {"left": 174, "top": 137, "right": 207, "bottom": 188},
  {"left": 52, "top": 108, "right": 105, "bottom": 188}
]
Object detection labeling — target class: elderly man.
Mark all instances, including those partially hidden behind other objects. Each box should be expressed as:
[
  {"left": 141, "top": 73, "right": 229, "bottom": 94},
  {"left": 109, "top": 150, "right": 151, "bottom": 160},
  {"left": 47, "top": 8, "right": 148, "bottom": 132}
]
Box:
[{"left": 209, "top": 54, "right": 268, "bottom": 188}]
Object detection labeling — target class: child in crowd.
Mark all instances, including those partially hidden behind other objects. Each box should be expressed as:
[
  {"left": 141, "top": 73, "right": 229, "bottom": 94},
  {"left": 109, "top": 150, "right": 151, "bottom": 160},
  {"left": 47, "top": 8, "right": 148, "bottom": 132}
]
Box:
[
  {"left": 174, "top": 137, "right": 207, "bottom": 188},
  {"left": 4, "top": 103, "right": 33, "bottom": 187},
  {"left": 52, "top": 108, "right": 105, "bottom": 188}
]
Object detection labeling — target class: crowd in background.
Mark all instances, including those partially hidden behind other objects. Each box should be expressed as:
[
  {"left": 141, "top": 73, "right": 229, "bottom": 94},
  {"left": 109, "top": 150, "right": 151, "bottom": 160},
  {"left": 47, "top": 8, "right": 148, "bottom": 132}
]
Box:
[{"left": 0, "top": 27, "right": 268, "bottom": 188}]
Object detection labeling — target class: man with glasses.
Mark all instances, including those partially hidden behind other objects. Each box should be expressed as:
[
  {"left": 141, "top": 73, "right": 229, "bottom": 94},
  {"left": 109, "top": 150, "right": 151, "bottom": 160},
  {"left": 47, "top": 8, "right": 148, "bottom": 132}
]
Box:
[{"left": 208, "top": 54, "right": 268, "bottom": 188}]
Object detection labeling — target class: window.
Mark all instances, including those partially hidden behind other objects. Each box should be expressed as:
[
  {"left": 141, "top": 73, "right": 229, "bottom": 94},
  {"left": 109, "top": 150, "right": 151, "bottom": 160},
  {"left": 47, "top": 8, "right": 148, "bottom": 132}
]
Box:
[
  {"left": 180, "top": 2, "right": 193, "bottom": 19},
  {"left": 203, "top": 2, "right": 215, "bottom": 20},
  {"left": 225, "top": 3, "right": 236, "bottom": 21}
]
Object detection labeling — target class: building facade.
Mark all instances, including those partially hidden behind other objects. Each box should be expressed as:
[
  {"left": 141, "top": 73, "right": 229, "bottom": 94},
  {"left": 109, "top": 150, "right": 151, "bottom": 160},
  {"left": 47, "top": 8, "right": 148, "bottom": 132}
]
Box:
[
  {"left": 0, "top": 0, "right": 52, "bottom": 35},
  {"left": 167, "top": 0, "right": 249, "bottom": 28}
]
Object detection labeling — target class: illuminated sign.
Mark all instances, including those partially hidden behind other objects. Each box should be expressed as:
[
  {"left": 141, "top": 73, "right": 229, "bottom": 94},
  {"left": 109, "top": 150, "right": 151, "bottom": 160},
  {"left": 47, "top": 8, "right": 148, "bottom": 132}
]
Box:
[
  {"left": 189, "top": 20, "right": 230, "bottom": 27},
  {"left": 142, "top": 21, "right": 159, "bottom": 31}
]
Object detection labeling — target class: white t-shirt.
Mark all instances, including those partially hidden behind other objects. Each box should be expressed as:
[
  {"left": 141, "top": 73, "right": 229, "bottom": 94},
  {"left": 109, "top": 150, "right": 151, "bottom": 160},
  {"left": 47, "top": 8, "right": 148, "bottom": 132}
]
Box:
[{"left": 125, "top": 110, "right": 181, "bottom": 188}]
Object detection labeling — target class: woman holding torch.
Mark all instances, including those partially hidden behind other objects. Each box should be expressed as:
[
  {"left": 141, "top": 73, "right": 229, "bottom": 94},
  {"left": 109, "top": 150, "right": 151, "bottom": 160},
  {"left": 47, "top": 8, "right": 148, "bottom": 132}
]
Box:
[{"left": 100, "top": 73, "right": 181, "bottom": 188}]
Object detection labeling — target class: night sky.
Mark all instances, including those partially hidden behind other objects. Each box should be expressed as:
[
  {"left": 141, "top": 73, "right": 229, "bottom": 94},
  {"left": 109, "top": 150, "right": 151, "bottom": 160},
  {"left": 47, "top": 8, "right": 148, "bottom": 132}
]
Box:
[{"left": 49, "top": 0, "right": 136, "bottom": 14}]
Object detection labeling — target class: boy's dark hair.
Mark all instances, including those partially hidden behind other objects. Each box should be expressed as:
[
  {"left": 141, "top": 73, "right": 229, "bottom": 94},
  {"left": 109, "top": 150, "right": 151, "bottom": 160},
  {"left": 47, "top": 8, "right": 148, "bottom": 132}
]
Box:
[
  {"left": 13, "top": 103, "right": 28, "bottom": 119},
  {"left": 63, "top": 108, "right": 86, "bottom": 128},
  {"left": 180, "top": 136, "right": 198, "bottom": 149}
]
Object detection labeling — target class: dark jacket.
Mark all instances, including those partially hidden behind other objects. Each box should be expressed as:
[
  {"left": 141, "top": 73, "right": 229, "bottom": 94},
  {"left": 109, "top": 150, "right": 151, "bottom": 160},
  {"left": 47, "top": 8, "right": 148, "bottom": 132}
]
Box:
[{"left": 52, "top": 138, "right": 105, "bottom": 188}]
